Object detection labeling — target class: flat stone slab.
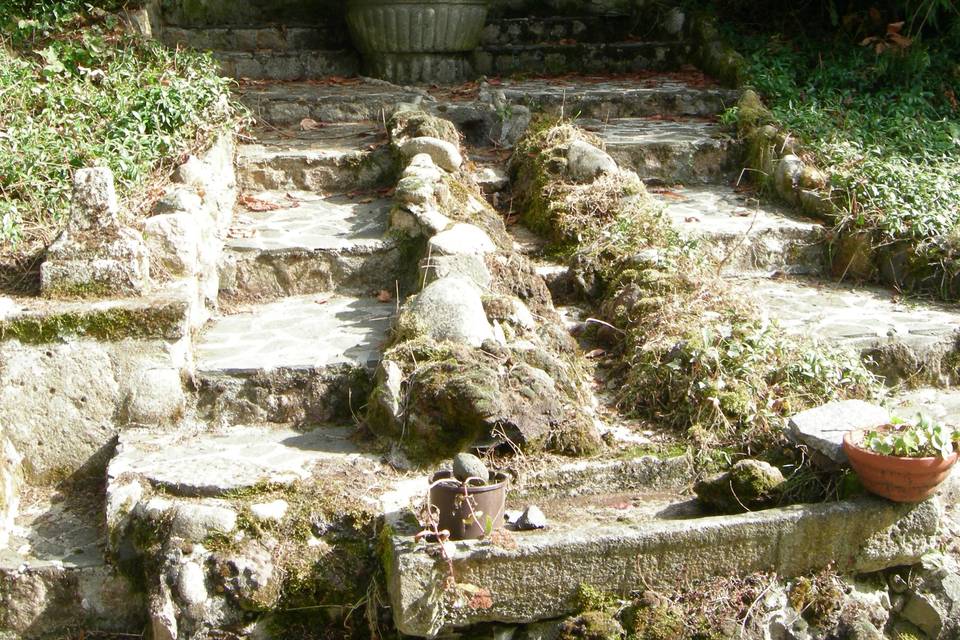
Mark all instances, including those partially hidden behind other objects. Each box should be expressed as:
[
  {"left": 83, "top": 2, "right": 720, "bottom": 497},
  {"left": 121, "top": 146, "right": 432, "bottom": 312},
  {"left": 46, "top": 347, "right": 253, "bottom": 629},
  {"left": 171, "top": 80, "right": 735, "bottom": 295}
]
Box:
[
  {"left": 236, "top": 124, "right": 393, "bottom": 192},
  {"left": 581, "top": 118, "right": 740, "bottom": 184},
  {"left": 214, "top": 49, "right": 359, "bottom": 81},
  {"left": 740, "top": 275, "right": 960, "bottom": 384},
  {"left": 657, "top": 185, "right": 826, "bottom": 275},
  {"left": 385, "top": 494, "right": 941, "bottom": 636},
  {"left": 0, "top": 486, "right": 144, "bottom": 637},
  {"left": 109, "top": 425, "right": 375, "bottom": 497},
  {"left": 196, "top": 294, "right": 393, "bottom": 374},
  {"left": 787, "top": 400, "right": 891, "bottom": 466},
  {"left": 494, "top": 75, "right": 740, "bottom": 120},
  {"left": 890, "top": 387, "right": 960, "bottom": 423},
  {"left": 228, "top": 192, "right": 390, "bottom": 253}
]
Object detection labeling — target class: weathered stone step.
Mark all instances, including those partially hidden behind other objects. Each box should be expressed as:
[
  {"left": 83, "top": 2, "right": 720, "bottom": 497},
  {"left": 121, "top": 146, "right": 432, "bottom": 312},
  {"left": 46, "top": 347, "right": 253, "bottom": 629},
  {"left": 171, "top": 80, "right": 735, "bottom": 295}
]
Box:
[
  {"left": 658, "top": 185, "right": 826, "bottom": 275},
  {"left": 162, "top": 25, "right": 350, "bottom": 52},
  {"left": 385, "top": 486, "right": 940, "bottom": 636},
  {"left": 220, "top": 191, "right": 401, "bottom": 300},
  {"left": 108, "top": 424, "right": 375, "bottom": 499},
  {"left": 494, "top": 76, "right": 740, "bottom": 121},
  {"left": 237, "top": 80, "right": 429, "bottom": 126},
  {"left": 195, "top": 293, "right": 393, "bottom": 425},
  {"left": 481, "top": 15, "right": 641, "bottom": 46},
  {"left": 582, "top": 117, "right": 741, "bottom": 184},
  {"left": 0, "top": 486, "right": 144, "bottom": 637},
  {"left": 890, "top": 387, "right": 960, "bottom": 422},
  {"left": 159, "top": 0, "right": 342, "bottom": 28},
  {"left": 475, "top": 41, "right": 686, "bottom": 77},
  {"left": 213, "top": 49, "right": 359, "bottom": 81},
  {"left": 237, "top": 124, "right": 396, "bottom": 193},
  {"left": 739, "top": 275, "right": 960, "bottom": 386}
]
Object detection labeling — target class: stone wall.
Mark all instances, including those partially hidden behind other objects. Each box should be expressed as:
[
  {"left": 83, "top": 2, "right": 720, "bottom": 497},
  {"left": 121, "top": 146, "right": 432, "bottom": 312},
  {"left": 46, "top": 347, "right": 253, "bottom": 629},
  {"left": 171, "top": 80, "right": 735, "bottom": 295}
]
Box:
[{"left": 0, "top": 134, "right": 235, "bottom": 490}]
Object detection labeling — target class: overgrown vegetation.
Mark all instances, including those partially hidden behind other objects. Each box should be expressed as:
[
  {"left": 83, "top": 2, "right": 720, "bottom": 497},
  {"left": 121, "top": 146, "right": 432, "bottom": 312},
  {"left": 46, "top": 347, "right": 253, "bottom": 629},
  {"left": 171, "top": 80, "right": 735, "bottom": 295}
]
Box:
[
  {"left": 718, "top": 1, "right": 960, "bottom": 297},
  {"left": 0, "top": 1, "right": 237, "bottom": 280},
  {"left": 512, "top": 121, "right": 878, "bottom": 454}
]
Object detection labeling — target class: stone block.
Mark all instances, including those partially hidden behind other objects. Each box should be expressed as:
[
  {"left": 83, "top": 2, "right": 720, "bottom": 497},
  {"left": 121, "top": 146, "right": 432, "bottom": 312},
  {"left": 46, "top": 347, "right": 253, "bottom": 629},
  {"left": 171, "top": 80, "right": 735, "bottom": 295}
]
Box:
[
  {"left": 787, "top": 400, "right": 890, "bottom": 467},
  {"left": 385, "top": 496, "right": 941, "bottom": 636}
]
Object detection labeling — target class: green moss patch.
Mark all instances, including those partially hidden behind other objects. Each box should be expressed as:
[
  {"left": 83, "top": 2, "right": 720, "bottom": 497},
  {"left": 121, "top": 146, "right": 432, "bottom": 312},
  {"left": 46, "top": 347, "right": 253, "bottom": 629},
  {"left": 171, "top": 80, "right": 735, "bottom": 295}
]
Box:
[{"left": 0, "top": 299, "right": 188, "bottom": 343}]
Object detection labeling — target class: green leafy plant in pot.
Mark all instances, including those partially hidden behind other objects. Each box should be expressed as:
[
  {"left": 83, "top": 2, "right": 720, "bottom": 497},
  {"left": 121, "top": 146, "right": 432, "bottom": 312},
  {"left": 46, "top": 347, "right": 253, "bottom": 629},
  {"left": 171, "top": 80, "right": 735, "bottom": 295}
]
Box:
[
  {"left": 346, "top": 0, "right": 490, "bottom": 84},
  {"left": 843, "top": 413, "right": 959, "bottom": 502}
]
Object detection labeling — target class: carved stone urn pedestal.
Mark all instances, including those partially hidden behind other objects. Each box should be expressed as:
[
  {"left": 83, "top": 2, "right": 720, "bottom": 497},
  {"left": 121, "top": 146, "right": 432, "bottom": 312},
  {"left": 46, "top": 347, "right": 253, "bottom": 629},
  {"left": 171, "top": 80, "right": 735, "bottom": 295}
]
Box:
[{"left": 346, "top": 0, "right": 489, "bottom": 84}]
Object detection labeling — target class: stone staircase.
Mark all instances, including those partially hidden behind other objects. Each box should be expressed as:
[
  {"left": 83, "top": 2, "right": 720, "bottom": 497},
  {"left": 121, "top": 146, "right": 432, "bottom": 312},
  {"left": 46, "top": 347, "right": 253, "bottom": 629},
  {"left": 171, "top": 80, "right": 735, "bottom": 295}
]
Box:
[{"left": 3, "top": 3, "right": 960, "bottom": 639}]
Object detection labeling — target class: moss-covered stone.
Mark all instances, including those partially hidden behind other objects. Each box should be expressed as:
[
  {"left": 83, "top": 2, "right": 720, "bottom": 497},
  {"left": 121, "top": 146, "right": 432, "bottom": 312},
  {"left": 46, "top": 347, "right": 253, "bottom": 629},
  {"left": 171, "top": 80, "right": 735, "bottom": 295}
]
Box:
[
  {"left": 559, "top": 610, "right": 625, "bottom": 640},
  {"left": 622, "top": 602, "right": 684, "bottom": 640},
  {"left": 388, "top": 110, "right": 460, "bottom": 148},
  {"left": 694, "top": 459, "right": 786, "bottom": 513},
  {"left": 0, "top": 299, "right": 188, "bottom": 344}
]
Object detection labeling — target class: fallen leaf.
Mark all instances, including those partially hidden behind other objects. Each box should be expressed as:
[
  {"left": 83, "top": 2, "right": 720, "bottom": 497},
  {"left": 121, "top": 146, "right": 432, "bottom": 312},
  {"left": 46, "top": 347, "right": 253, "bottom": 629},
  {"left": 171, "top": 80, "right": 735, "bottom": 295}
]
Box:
[
  {"left": 684, "top": 216, "right": 701, "bottom": 223},
  {"left": 239, "top": 194, "right": 284, "bottom": 212},
  {"left": 300, "top": 118, "right": 326, "bottom": 131},
  {"left": 377, "top": 290, "right": 393, "bottom": 303},
  {"left": 586, "top": 348, "right": 606, "bottom": 359}
]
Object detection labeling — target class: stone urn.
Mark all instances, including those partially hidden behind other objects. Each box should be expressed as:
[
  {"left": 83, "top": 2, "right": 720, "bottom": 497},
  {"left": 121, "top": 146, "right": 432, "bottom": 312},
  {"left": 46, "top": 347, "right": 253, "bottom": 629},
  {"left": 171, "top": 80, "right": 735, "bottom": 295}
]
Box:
[{"left": 346, "top": 0, "right": 490, "bottom": 84}]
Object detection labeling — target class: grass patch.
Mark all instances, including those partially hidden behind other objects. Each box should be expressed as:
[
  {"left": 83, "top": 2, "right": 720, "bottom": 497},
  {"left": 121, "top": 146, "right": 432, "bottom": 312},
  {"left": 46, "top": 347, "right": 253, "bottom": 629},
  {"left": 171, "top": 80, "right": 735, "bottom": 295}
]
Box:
[
  {"left": 0, "top": 1, "right": 238, "bottom": 284},
  {"left": 728, "top": 17, "right": 960, "bottom": 297},
  {"left": 512, "top": 121, "right": 879, "bottom": 454}
]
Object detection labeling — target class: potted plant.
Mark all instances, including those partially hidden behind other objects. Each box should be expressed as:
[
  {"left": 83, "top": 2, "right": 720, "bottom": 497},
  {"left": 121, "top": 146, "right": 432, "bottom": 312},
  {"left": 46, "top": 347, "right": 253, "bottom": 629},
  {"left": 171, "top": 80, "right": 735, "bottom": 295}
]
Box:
[
  {"left": 346, "top": 0, "right": 490, "bottom": 84},
  {"left": 428, "top": 468, "right": 508, "bottom": 540},
  {"left": 843, "top": 414, "right": 959, "bottom": 502}
]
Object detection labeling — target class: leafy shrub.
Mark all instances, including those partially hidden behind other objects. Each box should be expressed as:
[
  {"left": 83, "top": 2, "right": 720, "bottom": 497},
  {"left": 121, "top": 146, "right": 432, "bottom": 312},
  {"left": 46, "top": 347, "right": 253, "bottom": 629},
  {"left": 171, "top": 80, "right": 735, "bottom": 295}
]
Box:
[{"left": 0, "top": 2, "right": 237, "bottom": 262}]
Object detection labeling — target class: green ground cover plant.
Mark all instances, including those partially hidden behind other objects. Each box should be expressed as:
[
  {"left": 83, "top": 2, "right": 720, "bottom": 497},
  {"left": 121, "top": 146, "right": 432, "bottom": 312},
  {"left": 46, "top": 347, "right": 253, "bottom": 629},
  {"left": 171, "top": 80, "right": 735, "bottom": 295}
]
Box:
[
  {"left": 0, "top": 1, "right": 237, "bottom": 286},
  {"left": 720, "top": 2, "right": 960, "bottom": 297}
]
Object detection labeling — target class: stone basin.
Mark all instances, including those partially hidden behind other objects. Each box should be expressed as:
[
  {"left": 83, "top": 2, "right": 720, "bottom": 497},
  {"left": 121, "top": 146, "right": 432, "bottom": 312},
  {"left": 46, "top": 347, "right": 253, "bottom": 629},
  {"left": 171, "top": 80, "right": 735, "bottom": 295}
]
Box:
[{"left": 381, "top": 457, "right": 942, "bottom": 637}]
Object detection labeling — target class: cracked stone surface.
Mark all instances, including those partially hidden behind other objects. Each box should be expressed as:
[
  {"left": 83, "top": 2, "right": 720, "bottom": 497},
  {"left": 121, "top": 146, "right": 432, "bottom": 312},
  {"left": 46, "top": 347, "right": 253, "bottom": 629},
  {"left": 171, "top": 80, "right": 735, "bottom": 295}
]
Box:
[
  {"left": 890, "top": 387, "right": 960, "bottom": 423},
  {"left": 658, "top": 185, "right": 826, "bottom": 275},
  {"left": 228, "top": 192, "right": 389, "bottom": 253},
  {"left": 196, "top": 294, "right": 393, "bottom": 373},
  {"left": 741, "top": 275, "right": 960, "bottom": 383},
  {"left": 583, "top": 117, "right": 739, "bottom": 184},
  {"left": 109, "top": 425, "right": 376, "bottom": 497}
]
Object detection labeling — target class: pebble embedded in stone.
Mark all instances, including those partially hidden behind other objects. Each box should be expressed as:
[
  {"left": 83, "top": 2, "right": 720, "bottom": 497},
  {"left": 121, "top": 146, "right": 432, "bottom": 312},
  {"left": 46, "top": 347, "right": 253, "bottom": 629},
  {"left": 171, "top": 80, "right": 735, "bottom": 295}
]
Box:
[
  {"left": 249, "top": 500, "right": 289, "bottom": 523},
  {"left": 516, "top": 505, "right": 547, "bottom": 531},
  {"left": 452, "top": 452, "right": 489, "bottom": 483},
  {"left": 177, "top": 561, "right": 209, "bottom": 606}
]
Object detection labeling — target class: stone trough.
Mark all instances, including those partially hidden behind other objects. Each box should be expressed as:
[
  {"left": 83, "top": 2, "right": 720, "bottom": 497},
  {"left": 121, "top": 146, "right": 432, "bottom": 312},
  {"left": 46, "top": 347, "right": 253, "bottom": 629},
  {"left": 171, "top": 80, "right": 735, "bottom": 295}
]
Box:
[{"left": 382, "top": 460, "right": 943, "bottom": 637}]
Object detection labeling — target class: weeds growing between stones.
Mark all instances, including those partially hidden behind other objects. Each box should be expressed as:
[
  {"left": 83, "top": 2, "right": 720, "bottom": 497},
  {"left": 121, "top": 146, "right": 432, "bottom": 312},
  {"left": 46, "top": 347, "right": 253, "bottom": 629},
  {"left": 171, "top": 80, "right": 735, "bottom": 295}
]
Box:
[{"left": 512, "top": 119, "right": 880, "bottom": 456}]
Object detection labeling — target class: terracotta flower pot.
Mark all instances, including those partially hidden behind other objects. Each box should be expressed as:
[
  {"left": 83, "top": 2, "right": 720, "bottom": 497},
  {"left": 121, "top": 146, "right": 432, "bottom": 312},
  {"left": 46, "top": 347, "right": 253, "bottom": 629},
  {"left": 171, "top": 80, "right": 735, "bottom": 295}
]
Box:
[
  {"left": 843, "top": 429, "right": 959, "bottom": 502},
  {"left": 428, "top": 470, "right": 507, "bottom": 540},
  {"left": 346, "top": 0, "right": 490, "bottom": 83}
]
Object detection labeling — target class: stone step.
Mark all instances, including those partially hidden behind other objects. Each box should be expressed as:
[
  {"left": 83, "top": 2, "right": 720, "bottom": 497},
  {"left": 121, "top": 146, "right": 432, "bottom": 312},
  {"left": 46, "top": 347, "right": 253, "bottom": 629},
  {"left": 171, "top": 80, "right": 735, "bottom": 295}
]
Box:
[
  {"left": 657, "top": 185, "right": 827, "bottom": 276},
  {"left": 0, "top": 485, "right": 144, "bottom": 637},
  {"left": 220, "top": 191, "right": 401, "bottom": 300},
  {"left": 475, "top": 41, "right": 688, "bottom": 77},
  {"left": 162, "top": 25, "right": 350, "bottom": 52},
  {"left": 237, "top": 80, "right": 430, "bottom": 126},
  {"left": 195, "top": 293, "right": 394, "bottom": 425},
  {"left": 481, "top": 15, "right": 641, "bottom": 46},
  {"left": 236, "top": 124, "right": 395, "bottom": 193},
  {"left": 494, "top": 76, "right": 740, "bottom": 121},
  {"left": 159, "top": 0, "right": 342, "bottom": 29},
  {"left": 384, "top": 475, "right": 941, "bottom": 637},
  {"left": 738, "top": 275, "right": 960, "bottom": 386},
  {"left": 108, "top": 424, "right": 376, "bottom": 500},
  {"left": 582, "top": 117, "right": 741, "bottom": 185},
  {"left": 213, "top": 49, "right": 359, "bottom": 81},
  {"left": 890, "top": 387, "right": 960, "bottom": 423}
]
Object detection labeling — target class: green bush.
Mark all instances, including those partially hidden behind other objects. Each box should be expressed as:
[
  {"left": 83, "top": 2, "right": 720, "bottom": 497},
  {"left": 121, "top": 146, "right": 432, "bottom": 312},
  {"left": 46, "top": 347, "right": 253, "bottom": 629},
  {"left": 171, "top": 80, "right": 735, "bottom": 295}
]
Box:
[{"left": 0, "top": 2, "right": 237, "bottom": 257}]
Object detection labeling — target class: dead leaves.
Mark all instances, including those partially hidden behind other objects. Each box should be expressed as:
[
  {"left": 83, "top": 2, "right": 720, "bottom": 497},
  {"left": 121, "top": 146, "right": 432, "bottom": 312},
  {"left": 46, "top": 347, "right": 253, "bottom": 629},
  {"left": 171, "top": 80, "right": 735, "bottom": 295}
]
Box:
[
  {"left": 238, "top": 192, "right": 301, "bottom": 212},
  {"left": 860, "top": 21, "right": 913, "bottom": 55}
]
